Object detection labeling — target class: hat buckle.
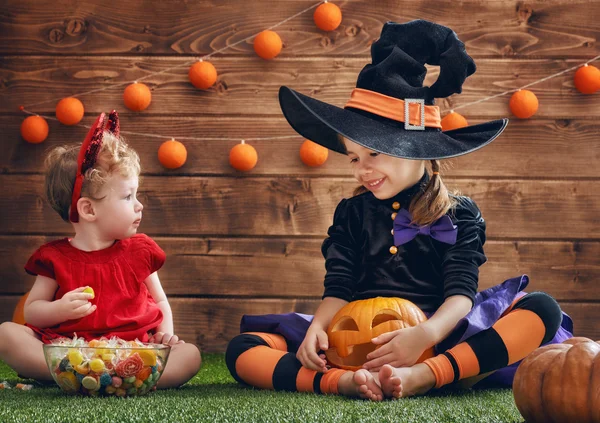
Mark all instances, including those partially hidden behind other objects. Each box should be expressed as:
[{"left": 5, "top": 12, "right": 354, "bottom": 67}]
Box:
[{"left": 404, "top": 98, "right": 425, "bottom": 131}]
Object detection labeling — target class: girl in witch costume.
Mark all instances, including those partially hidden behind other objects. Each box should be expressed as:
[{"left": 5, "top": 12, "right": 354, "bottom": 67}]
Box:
[
  {"left": 226, "top": 20, "right": 573, "bottom": 400},
  {"left": 0, "top": 111, "right": 201, "bottom": 388}
]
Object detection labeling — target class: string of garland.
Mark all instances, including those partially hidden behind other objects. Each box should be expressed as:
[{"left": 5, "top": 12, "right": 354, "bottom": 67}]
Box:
[{"left": 18, "top": 2, "right": 600, "bottom": 171}]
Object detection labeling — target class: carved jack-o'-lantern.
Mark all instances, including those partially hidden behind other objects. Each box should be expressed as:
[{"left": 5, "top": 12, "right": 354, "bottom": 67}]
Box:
[{"left": 325, "top": 297, "right": 435, "bottom": 370}]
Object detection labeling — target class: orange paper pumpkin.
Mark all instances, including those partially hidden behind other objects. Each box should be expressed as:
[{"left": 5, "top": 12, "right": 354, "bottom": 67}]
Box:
[
  {"left": 253, "top": 30, "right": 282, "bottom": 60},
  {"left": 313, "top": 2, "right": 342, "bottom": 32},
  {"left": 300, "top": 140, "right": 328, "bottom": 167},
  {"left": 21, "top": 116, "right": 49, "bottom": 144},
  {"left": 513, "top": 337, "right": 600, "bottom": 423},
  {"left": 325, "top": 297, "right": 435, "bottom": 370},
  {"left": 12, "top": 291, "right": 30, "bottom": 325},
  {"left": 229, "top": 141, "right": 258, "bottom": 171},
  {"left": 441, "top": 112, "right": 468, "bottom": 131},
  {"left": 189, "top": 61, "right": 218, "bottom": 90},
  {"left": 56, "top": 97, "right": 84, "bottom": 126},
  {"left": 158, "top": 139, "right": 187, "bottom": 169},
  {"left": 123, "top": 82, "right": 152, "bottom": 111},
  {"left": 574, "top": 64, "right": 600, "bottom": 94},
  {"left": 509, "top": 89, "right": 538, "bottom": 119}
]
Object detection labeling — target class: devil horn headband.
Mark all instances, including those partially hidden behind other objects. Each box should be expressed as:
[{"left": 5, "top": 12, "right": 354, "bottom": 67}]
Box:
[{"left": 69, "top": 110, "right": 120, "bottom": 222}]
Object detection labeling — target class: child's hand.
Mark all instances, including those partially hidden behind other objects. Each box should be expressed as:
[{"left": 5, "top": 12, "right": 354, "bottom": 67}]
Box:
[
  {"left": 55, "top": 286, "right": 96, "bottom": 321},
  {"left": 362, "top": 325, "right": 433, "bottom": 371},
  {"left": 296, "top": 324, "right": 329, "bottom": 373},
  {"left": 148, "top": 332, "right": 185, "bottom": 346}
]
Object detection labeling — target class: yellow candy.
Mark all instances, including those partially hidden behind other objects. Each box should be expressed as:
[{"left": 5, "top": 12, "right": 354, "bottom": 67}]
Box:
[
  {"left": 83, "top": 287, "right": 95, "bottom": 299},
  {"left": 105, "top": 385, "right": 116, "bottom": 394},
  {"left": 101, "top": 353, "right": 115, "bottom": 362},
  {"left": 89, "top": 358, "right": 105, "bottom": 373},
  {"left": 68, "top": 349, "right": 84, "bottom": 366},
  {"left": 138, "top": 349, "right": 157, "bottom": 366},
  {"left": 56, "top": 372, "right": 80, "bottom": 392},
  {"left": 81, "top": 376, "right": 99, "bottom": 391},
  {"left": 88, "top": 340, "right": 101, "bottom": 348},
  {"left": 74, "top": 363, "right": 90, "bottom": 375}
]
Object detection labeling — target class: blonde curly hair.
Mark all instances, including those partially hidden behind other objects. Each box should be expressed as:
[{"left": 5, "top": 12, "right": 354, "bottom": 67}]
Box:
[{"left": 44, "top": 132, "right": 140, "bottom": 222}]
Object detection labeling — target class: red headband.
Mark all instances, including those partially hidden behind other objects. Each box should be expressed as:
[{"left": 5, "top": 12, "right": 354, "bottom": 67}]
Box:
[{"left": 69, "top": 110, "right": 120, "bottom": 222}]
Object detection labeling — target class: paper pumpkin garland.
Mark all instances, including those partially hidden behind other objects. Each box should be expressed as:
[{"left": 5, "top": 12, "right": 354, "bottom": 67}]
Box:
[
  {"left": 441, "top": 111, "right": 468, "bottom": 131},
  {"left": 574, "top": 64, "right": 600, "bottom": 94},
  {"left": 253, "top": 30, "right": 282, "bottom": 60},
  {"left": 56, "top": 97, "right": 84, "bottom": 126},
  {"left": 123, "top": 82, "right": 152, "bottom": 111},
  {"left": 509, "top": 89, "right": 539, "bottom": 119},
  {"left": 229, "top": 140, "right": 258, "bottom": 171},
  {"left": 189, "top": 61, "right": 218, "bottom": 90},
  {"left": 158, "top": 139, "right": 187, "bottom": 169},
  {"left": 300, "top": 139, "right": 328, "bottom": 167},
  {"left": 16, "top": 3, "right": 599, "bottom": 171},
  {"left": 21, "top": 115, "right": 49, "bottom": 144},
  {"left": 313, "top": 2, "right": 342, "bottom": 32}
]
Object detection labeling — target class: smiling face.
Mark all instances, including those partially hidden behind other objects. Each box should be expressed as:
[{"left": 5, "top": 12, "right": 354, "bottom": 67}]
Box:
[
  {"left": 91, "top": 174, "right": 144, "bottom": 240},
  {"left": 343, "top": 138, "right": 425, "bottom": 200}
]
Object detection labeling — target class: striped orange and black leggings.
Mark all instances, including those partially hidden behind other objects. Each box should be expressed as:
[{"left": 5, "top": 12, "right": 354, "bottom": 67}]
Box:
[{"left": 226, "top": 292, "right": 562, "bottom": 394}]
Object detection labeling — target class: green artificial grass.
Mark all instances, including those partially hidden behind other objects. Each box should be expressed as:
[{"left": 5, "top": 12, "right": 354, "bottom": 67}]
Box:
[{"left": 0, "top": 354, "right": 524, "bottom": 423}]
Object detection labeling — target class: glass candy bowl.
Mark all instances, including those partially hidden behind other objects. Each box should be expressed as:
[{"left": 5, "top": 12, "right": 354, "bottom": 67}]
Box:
[{"left": 43, "top": 341, "right": 170, "bottom": 397}]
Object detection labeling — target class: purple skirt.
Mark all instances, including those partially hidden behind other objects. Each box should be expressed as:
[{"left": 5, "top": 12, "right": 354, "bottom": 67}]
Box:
[{"left": 240, "top": 275, "right": 573, "bottom": 388}]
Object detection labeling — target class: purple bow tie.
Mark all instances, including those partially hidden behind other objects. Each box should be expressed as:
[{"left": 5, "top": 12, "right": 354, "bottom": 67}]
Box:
[{"left": 393, "top": 208, "right": 458, "bottom": 245}]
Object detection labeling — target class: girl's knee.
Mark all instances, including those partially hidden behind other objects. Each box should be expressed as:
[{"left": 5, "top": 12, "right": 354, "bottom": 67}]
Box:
[
  {"left": 173, "top": 342, "right": 202, "bottom": 374},
  {"left": 515, "top": 292, "right": 562, "bottom": 343}
]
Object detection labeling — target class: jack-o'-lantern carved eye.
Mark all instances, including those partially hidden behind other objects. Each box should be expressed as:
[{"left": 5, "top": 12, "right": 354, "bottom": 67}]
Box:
[
  {"left": 371, "top": 310, "right": 402, "bottom": 328},
  {"left": 330, "top": 316, "right": 359, "bottom": 332}
]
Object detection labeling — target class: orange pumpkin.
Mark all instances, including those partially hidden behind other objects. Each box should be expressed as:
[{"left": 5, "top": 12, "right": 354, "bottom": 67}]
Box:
[
  {"left": 158, "top": 139, "right": 187, "bottom": 169},
  {"left": 56, "top": 97, "right": 84, "bottom": 125},
  {"left": 325, "top": 297, "right": 435, "bottom": 370},
  {"left": 189, "top": 61, "right": 217, "bottom": 90},
  {"left": 313, "top": 2, "right": 342, "bottom": 32},
  {"left": 513, "top": 337, "right": 600, "bottom": 423},
  {"left": 229, "top": 141, "right": 258, "bottom": 171},
  {"left": 253, "top": 30, "right": 282, "bottom": 60},
  {"left": 21, "top": 116, "right": 49, "bottom": 144},
  {"left": 509, "top": 89, "right": 538, "bottom": 119},
  {"left": 574, "top": 64, "right": 600, "bottom": 94},
  {"left": 441, "top": 111, "right": 468, "bottom": 131},
  {"left": 123, "top": 82, "right": 152, "bottom": 111},
  {"left": 300, "top": 140, "right": 328, "bottom": 167},
  {"left": 12, "top": 291, "right": 30, "bottom": 325}
]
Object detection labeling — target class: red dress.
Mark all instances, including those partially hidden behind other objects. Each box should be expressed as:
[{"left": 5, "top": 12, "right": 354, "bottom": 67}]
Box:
[{"left": 24, "top": 234, "right": 165, "bottom": 344}]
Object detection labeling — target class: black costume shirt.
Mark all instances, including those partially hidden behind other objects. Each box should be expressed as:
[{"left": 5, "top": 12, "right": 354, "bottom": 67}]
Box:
[{"left": 321, "top": 173, "right": 487, "bottom": 312}]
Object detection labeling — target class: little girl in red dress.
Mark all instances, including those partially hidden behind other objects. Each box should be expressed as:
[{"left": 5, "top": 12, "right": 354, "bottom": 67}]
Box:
[{"left": 0, "top": 111, "right": 201, "bottom": 388}]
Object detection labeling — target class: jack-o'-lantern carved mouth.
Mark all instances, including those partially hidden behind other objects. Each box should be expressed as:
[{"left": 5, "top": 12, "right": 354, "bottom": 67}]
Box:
[
  {"left": 326, "top": 343, "right": 378, "bottom": 367},
  {"left": 325, "top": 310, "right": 403, "bottom": 367}
]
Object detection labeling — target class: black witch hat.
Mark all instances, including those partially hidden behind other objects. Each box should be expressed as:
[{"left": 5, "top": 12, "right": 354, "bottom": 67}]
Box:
[{"left": 278, "top": 19, "right": 508, "bottom": 159}]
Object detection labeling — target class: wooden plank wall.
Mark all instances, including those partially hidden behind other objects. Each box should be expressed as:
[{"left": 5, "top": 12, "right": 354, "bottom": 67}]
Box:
[{"left": 1, "top": 1, "right": 599, "bottom": 352}]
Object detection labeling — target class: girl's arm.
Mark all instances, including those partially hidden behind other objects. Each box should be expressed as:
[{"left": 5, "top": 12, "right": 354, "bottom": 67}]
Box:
[
  {"left": 24, "top": 275, "right": 95, "bottom": 327},
  {"left": 144, "top": 271, "right": 176, "bottom": 340},
  {"left": 310, "top": 296, "right": 349, "bottom": 331},
  {"left": 418, "top": 294, "right": 473, "bottom": 347}
]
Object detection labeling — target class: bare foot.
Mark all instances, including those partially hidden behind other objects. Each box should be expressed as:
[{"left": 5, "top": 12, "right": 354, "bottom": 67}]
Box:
[
  {"left": 337, "top": 369, "right": 383, "bottom": 401},
  {"left": 379, "top": 363, "right": 436, "bottom": 399}
]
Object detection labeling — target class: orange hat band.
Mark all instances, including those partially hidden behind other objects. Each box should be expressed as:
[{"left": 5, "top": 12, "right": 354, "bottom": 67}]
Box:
[{"left": 344, "top": 88, "right": 442, "bottom": 130}]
